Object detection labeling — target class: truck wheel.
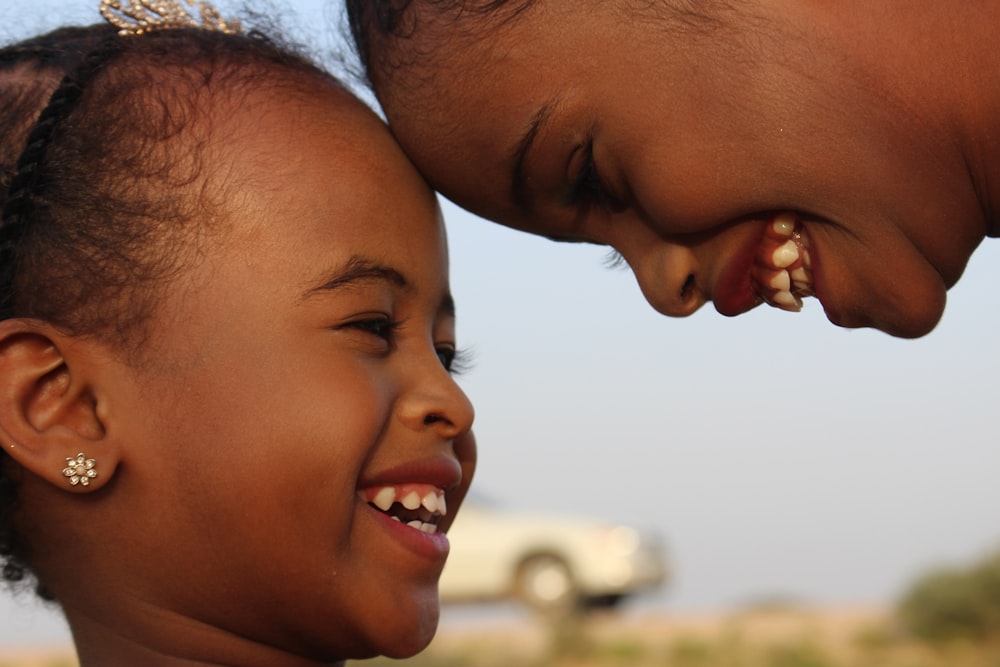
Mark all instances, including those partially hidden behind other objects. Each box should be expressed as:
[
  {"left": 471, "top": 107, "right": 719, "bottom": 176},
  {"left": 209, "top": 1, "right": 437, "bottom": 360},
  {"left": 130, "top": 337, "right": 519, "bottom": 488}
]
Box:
[{"left": 515, "top": 554, "right": 579, "bottom": 617}]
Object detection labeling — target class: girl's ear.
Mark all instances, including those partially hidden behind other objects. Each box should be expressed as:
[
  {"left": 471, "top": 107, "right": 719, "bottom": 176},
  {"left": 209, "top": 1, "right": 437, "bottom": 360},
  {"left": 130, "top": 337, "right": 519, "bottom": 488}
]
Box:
[{"left": 0, "top": 319, "right": 118, "bottom": 492}]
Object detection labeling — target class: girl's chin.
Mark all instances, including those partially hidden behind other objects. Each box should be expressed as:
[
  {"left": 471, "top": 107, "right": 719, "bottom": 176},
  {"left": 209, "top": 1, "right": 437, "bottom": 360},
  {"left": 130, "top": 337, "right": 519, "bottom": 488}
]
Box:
[{"left": 819, "top": 290, "right": 945, "bottom": 338}]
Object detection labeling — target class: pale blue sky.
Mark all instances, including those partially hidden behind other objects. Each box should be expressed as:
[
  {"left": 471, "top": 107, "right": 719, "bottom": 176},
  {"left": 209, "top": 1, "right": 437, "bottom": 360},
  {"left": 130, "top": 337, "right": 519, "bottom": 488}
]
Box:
[{"left": 2, "top": 0, "right": 1000, "bottom": 648}]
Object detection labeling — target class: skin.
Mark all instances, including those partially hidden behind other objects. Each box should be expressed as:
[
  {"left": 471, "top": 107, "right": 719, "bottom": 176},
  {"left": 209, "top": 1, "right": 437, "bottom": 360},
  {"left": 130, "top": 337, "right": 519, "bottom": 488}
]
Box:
[
  {"left": 367, "top": 0, "right": 1000, "bottom": 337},
  {"left": 0, "top": 78, "right": 475, "bottom": 666}
]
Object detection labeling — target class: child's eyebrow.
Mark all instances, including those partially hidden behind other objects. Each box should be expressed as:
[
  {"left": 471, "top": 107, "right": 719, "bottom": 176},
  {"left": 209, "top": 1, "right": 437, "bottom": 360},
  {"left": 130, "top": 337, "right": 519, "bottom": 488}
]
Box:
[
  {"left": 302, "top": 256, "right": 409, "bottom": 298},
  {"left": 510, "top": 98, "right": 559, "bottom": 214}
]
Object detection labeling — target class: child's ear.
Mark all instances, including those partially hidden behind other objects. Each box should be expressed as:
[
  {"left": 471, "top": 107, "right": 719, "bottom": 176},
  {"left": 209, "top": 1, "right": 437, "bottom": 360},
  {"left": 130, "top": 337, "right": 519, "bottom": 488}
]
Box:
[{"left": 0, "top": 319, "right": 117, "bottom": 492}]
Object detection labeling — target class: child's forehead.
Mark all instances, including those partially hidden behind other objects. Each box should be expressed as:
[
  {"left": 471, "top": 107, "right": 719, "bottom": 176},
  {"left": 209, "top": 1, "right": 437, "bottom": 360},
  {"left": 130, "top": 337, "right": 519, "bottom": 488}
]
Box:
[{"left": 359, "top": 0, "right": 541, "bottom": 69}]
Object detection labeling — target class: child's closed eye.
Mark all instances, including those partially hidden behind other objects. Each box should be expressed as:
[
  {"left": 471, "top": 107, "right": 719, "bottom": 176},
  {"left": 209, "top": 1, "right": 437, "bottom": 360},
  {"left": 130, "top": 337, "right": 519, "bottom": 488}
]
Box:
[{"left": 566, "top": 140, "right": 627, "bottom": 213}]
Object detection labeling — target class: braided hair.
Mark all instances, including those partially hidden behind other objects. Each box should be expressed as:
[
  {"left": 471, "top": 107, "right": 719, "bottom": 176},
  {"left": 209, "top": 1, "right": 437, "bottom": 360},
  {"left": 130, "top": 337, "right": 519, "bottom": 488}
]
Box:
[
  {"left": 0, "top": 32, "right": 123, "bottom": 320},
  {"left": 0, "top": 21, "right": 339, "bottom": 596}
]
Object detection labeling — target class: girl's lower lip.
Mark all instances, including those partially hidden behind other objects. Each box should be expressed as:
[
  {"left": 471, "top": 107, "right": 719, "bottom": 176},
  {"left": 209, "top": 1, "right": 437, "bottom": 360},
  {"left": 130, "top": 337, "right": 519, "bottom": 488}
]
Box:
[
  {"left": 713, "top": 230, "right": 765, "bottom": 317},
  {"left": 362, "top": 501, "right": 451, "bottom": 562}
]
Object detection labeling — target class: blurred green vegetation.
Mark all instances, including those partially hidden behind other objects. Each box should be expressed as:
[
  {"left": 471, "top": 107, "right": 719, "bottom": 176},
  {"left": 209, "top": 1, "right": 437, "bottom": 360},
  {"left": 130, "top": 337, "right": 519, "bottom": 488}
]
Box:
[{"left": 897, "top": 548, "right": 1000, "bottom": 644}]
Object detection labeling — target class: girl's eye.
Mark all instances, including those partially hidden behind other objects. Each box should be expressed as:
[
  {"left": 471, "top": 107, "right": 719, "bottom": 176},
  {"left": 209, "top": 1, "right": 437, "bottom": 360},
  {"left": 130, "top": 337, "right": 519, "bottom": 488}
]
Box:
[
  {"left": 344, "top": 316, "right": 401, "bottom": 343},
  {"left": 437, "top": 346, "right": 472, "bottom": 375},
  {"left": 566, "top": 141, "right": 626, "bottom": 213}
]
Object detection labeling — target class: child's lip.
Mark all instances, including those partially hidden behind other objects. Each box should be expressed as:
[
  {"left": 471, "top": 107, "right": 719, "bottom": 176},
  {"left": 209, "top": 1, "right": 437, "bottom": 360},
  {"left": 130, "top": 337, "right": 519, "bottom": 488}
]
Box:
[
  {"left": 712, "top": 224, "right": 768, "bottom": 317},
  {"left": 359, "top": 455, "right": 464, "bottom": 492},
  {"left": 360, "top": 499, "right": 452, "bottom": 562}
]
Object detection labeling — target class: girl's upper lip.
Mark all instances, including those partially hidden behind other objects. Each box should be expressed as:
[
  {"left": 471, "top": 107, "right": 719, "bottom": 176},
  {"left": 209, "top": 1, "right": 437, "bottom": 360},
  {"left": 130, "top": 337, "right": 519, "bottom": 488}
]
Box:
[
  {"left": 359, "top": 455, "right": 464, "bottom": 492},
  {"left": 711, "top": 222, "right": 768, "bottom": 317}
]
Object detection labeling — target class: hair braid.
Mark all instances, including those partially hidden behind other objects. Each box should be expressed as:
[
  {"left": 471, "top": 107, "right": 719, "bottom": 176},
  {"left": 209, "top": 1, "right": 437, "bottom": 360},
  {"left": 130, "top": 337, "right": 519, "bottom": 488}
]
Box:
[{"left": 0, "top": 36, "right": 123, "bottom": 319}]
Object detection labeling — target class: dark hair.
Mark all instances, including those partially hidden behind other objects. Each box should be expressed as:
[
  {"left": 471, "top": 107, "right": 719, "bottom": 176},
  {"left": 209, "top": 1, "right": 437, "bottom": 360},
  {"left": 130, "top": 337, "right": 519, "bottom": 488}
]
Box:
[
  {"left": 345, "top": 0, "right": 537, "bottom": 84},
  {"left": 0, "top": 20, "right": 340, "bottom": 596}
]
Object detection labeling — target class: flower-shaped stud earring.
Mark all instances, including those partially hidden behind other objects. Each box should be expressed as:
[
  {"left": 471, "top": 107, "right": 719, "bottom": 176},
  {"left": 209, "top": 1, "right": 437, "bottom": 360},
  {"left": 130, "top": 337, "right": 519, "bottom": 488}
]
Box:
[{"left": 62, "top": 453, "right": 98, "bottom": 487}]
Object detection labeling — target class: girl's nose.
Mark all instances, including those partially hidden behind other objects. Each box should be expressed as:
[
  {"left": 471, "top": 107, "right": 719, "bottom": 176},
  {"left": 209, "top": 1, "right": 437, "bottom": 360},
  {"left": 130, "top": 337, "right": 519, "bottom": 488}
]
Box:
[
  {"left": 625, "top": 243, "right": 705, "bottom": 317},
  {"left": 398, "top": 363, "right": 475, "bottom": 440}
]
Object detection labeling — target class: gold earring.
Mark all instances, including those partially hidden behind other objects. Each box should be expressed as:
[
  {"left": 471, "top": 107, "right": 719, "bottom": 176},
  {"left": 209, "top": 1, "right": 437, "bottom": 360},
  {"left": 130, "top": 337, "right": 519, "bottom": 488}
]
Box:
[{"left": 62, "top": 453, "right": 98, "bottom": 487}]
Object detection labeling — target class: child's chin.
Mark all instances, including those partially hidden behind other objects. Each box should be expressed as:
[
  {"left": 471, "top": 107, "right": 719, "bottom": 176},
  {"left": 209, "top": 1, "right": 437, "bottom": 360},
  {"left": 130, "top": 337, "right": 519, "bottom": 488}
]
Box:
[{"left": 358, "top": 601, "right": 441, "bottom": 661}]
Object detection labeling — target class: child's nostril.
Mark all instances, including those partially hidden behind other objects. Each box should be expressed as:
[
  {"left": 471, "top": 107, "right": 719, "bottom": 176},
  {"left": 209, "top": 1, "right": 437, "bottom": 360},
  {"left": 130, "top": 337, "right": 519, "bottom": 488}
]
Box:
[{"left": 680, "top": 274, "right": 696, "bottom": 300}]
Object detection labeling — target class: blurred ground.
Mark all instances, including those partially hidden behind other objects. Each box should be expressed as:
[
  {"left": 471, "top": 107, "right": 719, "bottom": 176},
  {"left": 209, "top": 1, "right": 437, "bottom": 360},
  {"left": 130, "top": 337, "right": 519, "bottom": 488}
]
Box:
[
  {"left": 6, "top": 603, "right": 1000, "bottom": 667},
  {"left": 0, "top": 604, "right": 902, "bottom": 667}
]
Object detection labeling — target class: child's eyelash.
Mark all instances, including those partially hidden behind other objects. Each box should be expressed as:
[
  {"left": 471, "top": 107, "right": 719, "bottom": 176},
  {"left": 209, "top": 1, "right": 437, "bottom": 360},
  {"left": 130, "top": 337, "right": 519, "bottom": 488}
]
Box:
[
  {"left": 440, "top": 347, "right": 475, "bottom": 375},
  {"left": 345, "top": 316, "right": 402, "bottom": 340},
  {"left": 567, "top": 141, "right": 622, "bottom": 212},
  {"left": 602, "top": 249, "right": 629, "bottom": 270},
  {"left": 567, "top": 142, "right": 604, "bottom": 204},
  {"left": 346, "top": 318, "right": 473, "bottom": 374}
]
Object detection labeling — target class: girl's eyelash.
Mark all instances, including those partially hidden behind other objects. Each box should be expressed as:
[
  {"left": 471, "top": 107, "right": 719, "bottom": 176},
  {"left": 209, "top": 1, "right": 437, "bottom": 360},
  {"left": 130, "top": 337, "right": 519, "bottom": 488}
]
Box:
[
  {"left": 345, "top": 317, "right": 472, "bottom": 374},
  {"left": 567, "top": 142, "right": 602, "bottom": 204},
  {"left": 438, "top": 347, "right": 474, "bottom": 375},
  {"left": 602, "top": 249, "right": 629, "bottom": 271},
  {"left": 345, "top": 316, "right": 402, "bottom": 341},
  {"left": 567, "top": 141, "right": 623, "bottom": 212}
]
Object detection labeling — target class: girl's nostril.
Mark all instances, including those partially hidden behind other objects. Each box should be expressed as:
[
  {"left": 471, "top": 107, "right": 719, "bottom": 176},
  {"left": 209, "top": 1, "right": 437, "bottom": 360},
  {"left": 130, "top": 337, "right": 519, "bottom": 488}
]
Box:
[{"left": 681, "top": 274, "right": 696, "bottom": 300}]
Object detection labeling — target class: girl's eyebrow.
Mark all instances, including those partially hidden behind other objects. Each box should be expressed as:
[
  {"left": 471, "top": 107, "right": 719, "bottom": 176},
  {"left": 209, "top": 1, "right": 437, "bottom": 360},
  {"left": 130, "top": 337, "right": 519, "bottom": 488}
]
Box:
[
  {"left": 509, "top": 98, "right": 559, "bottom": 214},
  {"left": 302, "top": 256, "right": 409, "bottom": 298}
]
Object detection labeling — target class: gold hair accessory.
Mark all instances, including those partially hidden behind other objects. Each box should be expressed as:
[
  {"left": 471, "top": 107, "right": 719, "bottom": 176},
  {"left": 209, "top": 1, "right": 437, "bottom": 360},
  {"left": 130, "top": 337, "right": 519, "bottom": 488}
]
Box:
[
  {"left": 62, "top": 453, "right": 98, "bottom": 487},
  {"left": 99, "top": 0, "right": 241, "bottom": 36}
]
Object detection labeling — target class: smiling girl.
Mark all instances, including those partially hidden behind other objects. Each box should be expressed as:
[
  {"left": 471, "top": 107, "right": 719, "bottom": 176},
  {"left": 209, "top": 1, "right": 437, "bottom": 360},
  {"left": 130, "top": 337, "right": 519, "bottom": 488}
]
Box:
[
  {"left": 0, "top": 3, "right": 474, "bottom": 665},
  {"left": 346, "top": 0, "right": 1000, "bottom": 338}
]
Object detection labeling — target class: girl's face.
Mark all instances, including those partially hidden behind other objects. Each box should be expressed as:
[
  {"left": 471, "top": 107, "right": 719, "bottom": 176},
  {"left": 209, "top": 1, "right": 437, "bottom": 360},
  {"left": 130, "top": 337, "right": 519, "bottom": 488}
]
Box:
[
  {"left": 372, "top": 1, "right": 986, "bottom": 338},
  {"left": 89, "top": 84, "right": 475, "bottom": 662}
]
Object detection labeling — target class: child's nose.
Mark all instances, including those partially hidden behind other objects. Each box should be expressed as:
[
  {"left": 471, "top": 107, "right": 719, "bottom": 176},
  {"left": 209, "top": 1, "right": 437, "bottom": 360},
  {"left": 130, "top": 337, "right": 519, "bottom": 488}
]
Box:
[
  {"left": 628, "top": 243, "right": 705, "bottom": 317},
  {"left": 398, "top": 365, "right": 475, "bottom": 440}
]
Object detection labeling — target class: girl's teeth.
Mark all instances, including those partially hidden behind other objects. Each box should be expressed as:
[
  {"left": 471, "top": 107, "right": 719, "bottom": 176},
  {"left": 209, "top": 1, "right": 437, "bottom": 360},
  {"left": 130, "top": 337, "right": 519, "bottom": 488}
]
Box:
[
  {"left": 750, "top": 214, "right": 814, "bottom": 313},
  {"left": 407, "top": 520, "right": 439, "bottom": 534},
  {"left": 422, "top": 492, "right": 439, "bottom": 513},
  {"left": 373, "top": 487, "right": 395, "bottom": 512},
  {"left": 772, "top": 290, "right": 802, "bottom": 311},
  {"left": 768, "top": 270, "right": 790, "bottom": 291},
  {"left": 772, "top": 214, "right": 796, "bottom": 237},
  {"left": 401, "top": 491, "right": 421, "bottom": 510},
  {"left": 772, "top": 240, "right": 800, "bottom": 268},
  {"left": 365, "top": 485, "right": 449, "bottom": 534}
]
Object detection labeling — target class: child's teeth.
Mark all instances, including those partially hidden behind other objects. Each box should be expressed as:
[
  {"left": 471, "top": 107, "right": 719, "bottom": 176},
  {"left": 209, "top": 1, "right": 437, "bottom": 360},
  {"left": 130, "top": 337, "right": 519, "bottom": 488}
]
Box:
[
  {"left": 421, "top": 492, "right": 439, "bottom": 514},
  {"left": 372, "top": 487, "right": 395, "bottom": 512},
  {"left": 438, "top": 494, "right": 447, "bottom": 517},
  {"left": 772, "top": 290, "right": 802, "bottom": 311},
  {"left": 407, "top": 519, "right": 439, "bottom": 534},
  {"left": 768, "top": 270, "right": 790, "bottom": 291},
  {"left": 401, "top": 491, "right": 421, "bottom": 510},
  {"left": 772, "top": 214, "right": 796, "bottom": 237},
  {"left": 749, "top": 215, "right": 816, "bottom": 313},
  {"left": 772, "top": 240, "right": 799, "bottom": 268}
]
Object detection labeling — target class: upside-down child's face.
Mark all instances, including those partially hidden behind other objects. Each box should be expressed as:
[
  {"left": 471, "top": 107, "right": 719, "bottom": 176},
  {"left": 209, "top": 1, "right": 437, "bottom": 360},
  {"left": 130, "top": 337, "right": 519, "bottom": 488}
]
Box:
[
  {"left": 368, "top": 1, "right": 987, "bottom": 338},
  {"left": 87, "top": 82, "right": 475, "bottom": 662}
]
